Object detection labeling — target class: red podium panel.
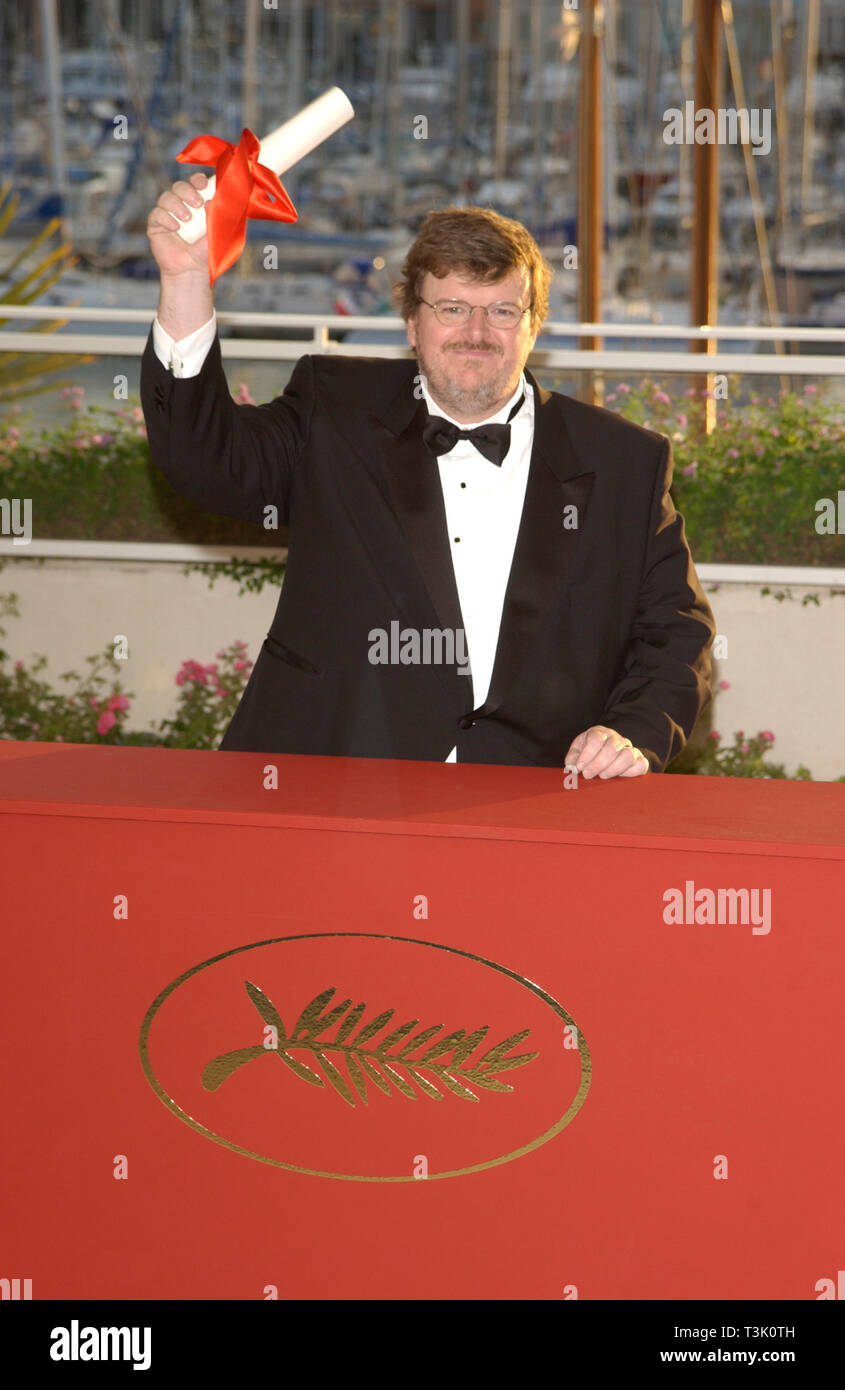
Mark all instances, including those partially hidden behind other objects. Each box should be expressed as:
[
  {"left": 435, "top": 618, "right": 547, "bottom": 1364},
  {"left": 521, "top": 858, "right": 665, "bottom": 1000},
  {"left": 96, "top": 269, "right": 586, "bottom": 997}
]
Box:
[{"left": 1, "top": 741, "right": 843, "bottom": 1300}]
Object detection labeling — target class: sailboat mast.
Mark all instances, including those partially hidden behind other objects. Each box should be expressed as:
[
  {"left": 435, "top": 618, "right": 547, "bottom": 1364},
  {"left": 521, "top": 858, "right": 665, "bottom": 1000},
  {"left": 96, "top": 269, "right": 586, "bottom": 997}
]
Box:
[
  {"left": 39, "top": 0, "right": 67, "bottom": 239},
  {"left": 530, "top": 0, "right": 543, "bottom": 226},
  {"left": 577, "top": 0, "right": 603, "bottom": 405},
  {"left": 690, "top": 0, "right": 720, "bottom": 431},
  {"left": 494, "top": 0, "right": 512, "bottom": 189},
  {"left": 800, "top": 0, "right": 820, "bottom": 234},
  {"left": 455, "top": 0, "right": 469, "bottom": 202},
  {"left": 771, "top": 0, "right": 798, "bottom": 322}
]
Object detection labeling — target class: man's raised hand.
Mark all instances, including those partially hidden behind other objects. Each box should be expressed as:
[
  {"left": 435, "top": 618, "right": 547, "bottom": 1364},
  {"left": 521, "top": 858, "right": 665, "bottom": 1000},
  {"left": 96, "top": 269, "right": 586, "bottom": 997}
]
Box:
[
  {"left": 147, "top": 171, "right": 215, "bottom": 340},
  {"left": 146, "top": 172, "right": 210, "bottom": 279}
]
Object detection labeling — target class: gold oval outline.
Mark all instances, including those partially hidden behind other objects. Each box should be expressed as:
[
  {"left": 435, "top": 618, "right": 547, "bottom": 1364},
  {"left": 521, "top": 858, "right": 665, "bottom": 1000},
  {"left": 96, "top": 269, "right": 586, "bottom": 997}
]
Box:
[{"left": 139, "top": 932, "right": 591, "bottom": 1182}]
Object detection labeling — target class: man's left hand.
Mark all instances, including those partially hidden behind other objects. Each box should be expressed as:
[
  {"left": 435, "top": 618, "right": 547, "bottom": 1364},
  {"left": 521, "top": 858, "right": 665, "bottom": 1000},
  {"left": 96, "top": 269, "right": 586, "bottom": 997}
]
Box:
[{"left": 564, "top": 726, "right": 650, "bottom": 779}]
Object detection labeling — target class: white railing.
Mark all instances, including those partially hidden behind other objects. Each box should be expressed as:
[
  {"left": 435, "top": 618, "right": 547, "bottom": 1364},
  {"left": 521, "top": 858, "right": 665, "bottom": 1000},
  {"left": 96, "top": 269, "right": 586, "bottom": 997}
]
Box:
[
  {"left": 1, "top": 536, "right": 843, "bottom": 590},
  {"left": 2, "top": 304, "right": 844, "bottom": 584},
  {"left": 1, "top": 304, "right": 844, "bottom": 375}
]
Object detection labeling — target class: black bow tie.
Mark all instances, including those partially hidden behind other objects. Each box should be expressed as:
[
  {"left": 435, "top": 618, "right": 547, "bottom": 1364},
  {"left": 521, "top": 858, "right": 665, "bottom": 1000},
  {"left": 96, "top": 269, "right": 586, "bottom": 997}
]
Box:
[{"left": 422, "top": 392, "right": 526, "bottom": 466}]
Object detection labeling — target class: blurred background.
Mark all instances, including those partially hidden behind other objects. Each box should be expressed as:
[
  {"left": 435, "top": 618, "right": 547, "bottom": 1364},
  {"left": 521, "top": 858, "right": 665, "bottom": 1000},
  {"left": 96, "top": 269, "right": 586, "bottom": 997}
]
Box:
[
  {"left": 0, "top": 0, "right": 844, "bottom": 777},
  {"left": 3, "top": 1, "right": 845, "bottom": 383}
]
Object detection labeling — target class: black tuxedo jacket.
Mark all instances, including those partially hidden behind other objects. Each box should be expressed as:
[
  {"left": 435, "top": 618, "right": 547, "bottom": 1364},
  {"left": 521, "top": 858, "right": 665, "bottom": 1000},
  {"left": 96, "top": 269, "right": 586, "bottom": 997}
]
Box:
[{"left": 141, "top": 332, "right": 715, "bottom": 771}]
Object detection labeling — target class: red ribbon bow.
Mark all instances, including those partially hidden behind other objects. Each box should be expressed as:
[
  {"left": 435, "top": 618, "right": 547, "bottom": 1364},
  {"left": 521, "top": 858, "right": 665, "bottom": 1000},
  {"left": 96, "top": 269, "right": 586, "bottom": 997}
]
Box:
[{"left": 176, "top": 127, "right": 297, "bottom": 284}]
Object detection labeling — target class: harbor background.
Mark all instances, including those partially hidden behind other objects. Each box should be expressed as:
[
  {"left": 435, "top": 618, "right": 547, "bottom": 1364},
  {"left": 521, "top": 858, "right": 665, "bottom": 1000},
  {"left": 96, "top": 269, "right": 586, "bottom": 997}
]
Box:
[{"left": 1, "top": 1, "right": 844, "bottom": 778}]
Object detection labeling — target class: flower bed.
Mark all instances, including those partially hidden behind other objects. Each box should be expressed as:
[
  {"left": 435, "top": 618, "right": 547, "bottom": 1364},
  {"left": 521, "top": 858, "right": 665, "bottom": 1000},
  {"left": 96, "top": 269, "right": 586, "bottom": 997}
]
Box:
[
  {"left": 0, "top": 385, "right": 284, "bottom": 548},
  {"left": 1, "top": 377, "right": 844, "bottom": 565},
  {"left": 598, "top": 378, "right": 845, "bottom": 567}
]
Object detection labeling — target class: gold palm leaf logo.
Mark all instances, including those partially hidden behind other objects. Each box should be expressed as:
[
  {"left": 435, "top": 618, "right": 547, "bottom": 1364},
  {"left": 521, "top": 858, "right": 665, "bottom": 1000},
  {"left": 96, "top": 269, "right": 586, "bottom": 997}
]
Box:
[{"left": 201, "top": 982, "right": 539, "bottom": 1107}]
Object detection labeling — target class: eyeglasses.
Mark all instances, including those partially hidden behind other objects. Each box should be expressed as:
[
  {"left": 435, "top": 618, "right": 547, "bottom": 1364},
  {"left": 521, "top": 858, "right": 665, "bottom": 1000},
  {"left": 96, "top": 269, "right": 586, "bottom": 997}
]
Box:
[{"left": 417, "top": 298, "right": 530, "bottom": 329}]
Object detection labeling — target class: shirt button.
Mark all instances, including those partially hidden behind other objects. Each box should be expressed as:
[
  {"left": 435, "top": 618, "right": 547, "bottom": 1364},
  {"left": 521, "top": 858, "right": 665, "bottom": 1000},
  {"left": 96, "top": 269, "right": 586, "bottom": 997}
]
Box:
[{"left": 458, "top": 716, "right": 475, "bottom": 729}]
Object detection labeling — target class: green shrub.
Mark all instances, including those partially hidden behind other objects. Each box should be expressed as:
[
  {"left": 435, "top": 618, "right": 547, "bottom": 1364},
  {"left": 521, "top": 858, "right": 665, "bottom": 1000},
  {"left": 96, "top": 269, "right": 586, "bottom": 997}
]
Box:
[{"left": 2, "top": 375, "right": 844, "bottom": 564}]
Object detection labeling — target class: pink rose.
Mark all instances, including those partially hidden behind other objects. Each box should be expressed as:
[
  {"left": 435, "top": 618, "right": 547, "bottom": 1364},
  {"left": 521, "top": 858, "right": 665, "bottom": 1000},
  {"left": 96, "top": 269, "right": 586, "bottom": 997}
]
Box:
[{"left": 97, "top": 710, "right": 116, "bottom": 736}]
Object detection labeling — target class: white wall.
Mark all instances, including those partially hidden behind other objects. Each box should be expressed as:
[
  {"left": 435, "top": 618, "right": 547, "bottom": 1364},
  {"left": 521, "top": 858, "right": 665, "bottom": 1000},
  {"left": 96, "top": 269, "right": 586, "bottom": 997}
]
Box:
[{"left": 2, "top": 554, "right": 844, "bottom": 779}]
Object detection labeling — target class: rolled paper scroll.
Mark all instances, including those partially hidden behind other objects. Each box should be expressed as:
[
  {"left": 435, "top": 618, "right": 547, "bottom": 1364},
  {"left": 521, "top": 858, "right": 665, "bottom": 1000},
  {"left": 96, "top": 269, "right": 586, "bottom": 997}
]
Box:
[{"left": 176, "top": 86, "right": 355, "bottom": 246}]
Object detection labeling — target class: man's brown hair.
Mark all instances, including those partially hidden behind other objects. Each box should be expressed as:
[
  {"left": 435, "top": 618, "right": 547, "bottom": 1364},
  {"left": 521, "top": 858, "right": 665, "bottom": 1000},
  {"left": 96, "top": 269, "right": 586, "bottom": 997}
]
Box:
[{"left": 393, "top": 206, "right": 553, "bottom": 331}]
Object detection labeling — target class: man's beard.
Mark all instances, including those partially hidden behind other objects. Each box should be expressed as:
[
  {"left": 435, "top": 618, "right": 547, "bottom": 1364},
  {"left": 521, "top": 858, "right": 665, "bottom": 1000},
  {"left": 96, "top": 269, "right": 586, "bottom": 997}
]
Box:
[{"left": 415, "top": 341, "right": 518, "bottom": 420}]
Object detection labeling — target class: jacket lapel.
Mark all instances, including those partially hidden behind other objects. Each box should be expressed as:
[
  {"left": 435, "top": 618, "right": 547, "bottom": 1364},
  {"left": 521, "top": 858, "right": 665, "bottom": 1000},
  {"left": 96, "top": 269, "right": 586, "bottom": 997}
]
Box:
[
  {"left": 371, "top": 362, "right": 595, "bottom": 716},
  {"left": 476, "top": 369, "right": 595, "bottom": 719},
  {"left": 371, "top": 364, "right": 471, "bottom": 700}
]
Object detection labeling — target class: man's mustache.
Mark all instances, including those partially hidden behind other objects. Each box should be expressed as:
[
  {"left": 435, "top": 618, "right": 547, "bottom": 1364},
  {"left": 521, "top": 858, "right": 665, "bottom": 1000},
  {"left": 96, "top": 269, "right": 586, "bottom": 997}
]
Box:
[{"left": 445, "top": 342, "right": 502, "bottom": 354}]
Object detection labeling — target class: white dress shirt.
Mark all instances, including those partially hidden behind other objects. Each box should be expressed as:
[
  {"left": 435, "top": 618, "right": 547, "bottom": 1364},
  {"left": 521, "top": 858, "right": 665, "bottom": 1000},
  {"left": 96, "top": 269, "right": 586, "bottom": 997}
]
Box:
[
  {"left": 152, "top": 317, "right": 535, "bottom": 763},
  {"left": 417, "top": 373, "right": 533, "bottom": 760},
  {"left": 153, "top": 313, "right": 217, "bottom": 376}
]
